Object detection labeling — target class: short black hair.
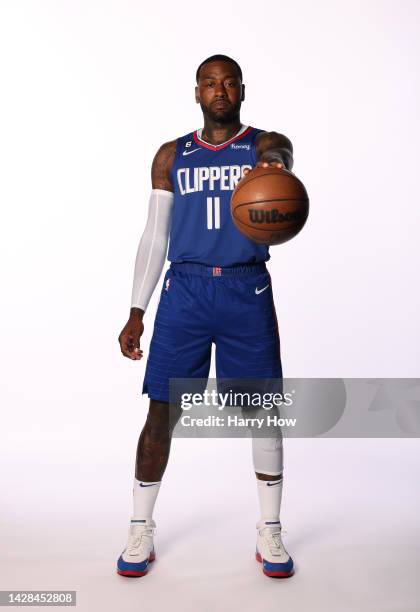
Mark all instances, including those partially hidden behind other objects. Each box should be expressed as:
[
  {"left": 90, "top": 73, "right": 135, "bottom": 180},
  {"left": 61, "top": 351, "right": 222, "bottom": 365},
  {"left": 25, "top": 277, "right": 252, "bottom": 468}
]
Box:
[{"left": 196, "top": 54, "right": 243, "bottom": 83}]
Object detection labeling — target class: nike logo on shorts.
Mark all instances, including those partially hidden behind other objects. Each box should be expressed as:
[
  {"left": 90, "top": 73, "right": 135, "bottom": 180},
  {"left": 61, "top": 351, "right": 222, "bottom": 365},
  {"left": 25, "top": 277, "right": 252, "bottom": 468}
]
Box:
[{"left": 255, "top": 285, "right": 270, "bottom": 295}]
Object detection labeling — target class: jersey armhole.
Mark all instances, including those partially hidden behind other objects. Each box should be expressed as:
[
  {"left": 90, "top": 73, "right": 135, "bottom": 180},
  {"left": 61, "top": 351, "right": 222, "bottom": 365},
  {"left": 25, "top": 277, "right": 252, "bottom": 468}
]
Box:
[{"left": 170, "top": 133, "right": 194, "bottom": 186}]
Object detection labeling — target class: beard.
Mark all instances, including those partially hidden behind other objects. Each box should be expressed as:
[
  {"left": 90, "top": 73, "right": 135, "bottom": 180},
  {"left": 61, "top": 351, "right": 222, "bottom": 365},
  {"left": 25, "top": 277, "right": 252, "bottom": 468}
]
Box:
[{"left": 200, "top": 101, "right": 241, "bottom": 125}]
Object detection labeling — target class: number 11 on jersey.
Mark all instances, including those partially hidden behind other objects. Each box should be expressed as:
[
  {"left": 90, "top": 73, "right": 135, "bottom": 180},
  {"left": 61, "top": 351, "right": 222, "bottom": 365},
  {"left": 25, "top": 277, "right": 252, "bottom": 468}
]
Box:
[{"left": 207, "top": 197, "right": 221, "bottom": 230}]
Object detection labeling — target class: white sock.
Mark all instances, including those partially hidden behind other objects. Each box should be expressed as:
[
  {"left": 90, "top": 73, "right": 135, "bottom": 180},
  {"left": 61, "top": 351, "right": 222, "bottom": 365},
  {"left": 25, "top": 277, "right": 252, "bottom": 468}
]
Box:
[
  {"left": 132, "top": 478, "right": 161, "bottom": 520},
  {"left": 256, "top": 474, "right": 283, "bottom": 523}
]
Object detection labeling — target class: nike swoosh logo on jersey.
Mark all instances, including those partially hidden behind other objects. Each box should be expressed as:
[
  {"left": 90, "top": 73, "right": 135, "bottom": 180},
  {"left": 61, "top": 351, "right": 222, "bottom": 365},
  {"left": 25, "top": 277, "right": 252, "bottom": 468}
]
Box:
[
  {"left": 182, "top": 148, "right": 201, "bottom": 156},
  {"left": 255, "top": 285, "right": 270, "bottom": 295}
]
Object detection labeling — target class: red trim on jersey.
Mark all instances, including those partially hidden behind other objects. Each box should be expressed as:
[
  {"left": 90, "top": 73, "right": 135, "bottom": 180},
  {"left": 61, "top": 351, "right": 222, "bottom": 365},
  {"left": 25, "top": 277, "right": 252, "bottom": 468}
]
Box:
[{"left": 193, "top": 126, "right": 253, "bottom": 150}]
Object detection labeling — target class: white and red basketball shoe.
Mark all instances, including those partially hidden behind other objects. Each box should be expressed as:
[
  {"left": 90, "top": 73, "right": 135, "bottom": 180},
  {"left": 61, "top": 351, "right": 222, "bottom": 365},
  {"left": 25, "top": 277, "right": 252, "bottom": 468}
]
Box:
[
  {"left": 256, "top": 520, "right": 294, "bottom": 578},
  {"left": 117, "top": 519, "right": 156, "bottom": 577}
]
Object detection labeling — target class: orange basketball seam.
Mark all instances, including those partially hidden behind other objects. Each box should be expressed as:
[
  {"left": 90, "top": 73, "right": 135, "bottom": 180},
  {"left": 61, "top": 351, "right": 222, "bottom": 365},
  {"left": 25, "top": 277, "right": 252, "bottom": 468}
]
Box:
[
  {"left": 232, "top": 168, "right": 306, "bottom": 196},
  {"left": 233, "top": 197, "right": 309, "bottom": 207}
]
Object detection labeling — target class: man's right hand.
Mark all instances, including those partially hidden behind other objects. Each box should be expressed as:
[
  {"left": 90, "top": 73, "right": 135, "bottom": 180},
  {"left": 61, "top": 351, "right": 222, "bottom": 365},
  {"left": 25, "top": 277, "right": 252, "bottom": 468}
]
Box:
[{"left": 118, "top": 309, "right": 145, "bottom": 360}]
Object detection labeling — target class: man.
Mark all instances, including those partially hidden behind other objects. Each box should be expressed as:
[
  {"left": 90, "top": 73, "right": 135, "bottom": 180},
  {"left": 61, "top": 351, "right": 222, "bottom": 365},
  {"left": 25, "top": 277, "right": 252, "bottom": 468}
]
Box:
[{"left": 117, "top": 54, "right": 294, "bottom": 578}]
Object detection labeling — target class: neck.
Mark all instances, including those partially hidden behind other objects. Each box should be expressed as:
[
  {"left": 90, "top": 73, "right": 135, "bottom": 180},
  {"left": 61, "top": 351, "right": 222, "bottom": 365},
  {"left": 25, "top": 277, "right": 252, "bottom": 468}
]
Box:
[{"left": 200, "top": 117, "right": 242, "bottom": 145}]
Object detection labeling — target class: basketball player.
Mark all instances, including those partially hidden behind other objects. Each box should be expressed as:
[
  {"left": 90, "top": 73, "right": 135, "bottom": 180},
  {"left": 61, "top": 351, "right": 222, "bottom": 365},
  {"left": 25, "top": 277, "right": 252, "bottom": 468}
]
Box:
[{"left": 117, "top": 55, "right": 294, "bottom": 578}]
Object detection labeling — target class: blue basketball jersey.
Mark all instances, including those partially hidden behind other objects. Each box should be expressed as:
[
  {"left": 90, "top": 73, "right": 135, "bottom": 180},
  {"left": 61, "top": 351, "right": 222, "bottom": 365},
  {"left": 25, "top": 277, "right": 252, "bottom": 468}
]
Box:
[{"left": 167, "top": 125, "right": 270, "bottom": 266}]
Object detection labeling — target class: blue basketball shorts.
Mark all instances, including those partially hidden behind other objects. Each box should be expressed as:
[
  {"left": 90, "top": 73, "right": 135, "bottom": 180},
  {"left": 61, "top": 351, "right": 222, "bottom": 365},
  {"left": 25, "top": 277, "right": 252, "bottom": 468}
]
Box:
[{"left": 141, "top": 262, "right": 282, "bottom": 403}]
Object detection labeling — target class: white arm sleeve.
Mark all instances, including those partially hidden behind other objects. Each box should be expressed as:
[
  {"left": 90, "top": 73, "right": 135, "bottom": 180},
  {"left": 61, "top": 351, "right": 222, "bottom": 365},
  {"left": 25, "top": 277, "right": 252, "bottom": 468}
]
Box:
[{"left": 130, "top": 189, "right": 174, "bottom": 311}]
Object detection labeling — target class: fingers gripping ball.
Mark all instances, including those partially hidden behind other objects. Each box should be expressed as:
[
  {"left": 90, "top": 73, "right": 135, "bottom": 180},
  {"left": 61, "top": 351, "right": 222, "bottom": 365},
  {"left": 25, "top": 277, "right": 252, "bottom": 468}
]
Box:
[{"left": 231, "top": 167, "right": 309, "bottom": 246}]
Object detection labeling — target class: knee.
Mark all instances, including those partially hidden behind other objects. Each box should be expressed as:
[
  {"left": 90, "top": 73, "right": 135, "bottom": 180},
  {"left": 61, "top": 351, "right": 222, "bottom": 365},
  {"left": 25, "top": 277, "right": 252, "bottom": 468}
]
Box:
[
  {"left": 253, "top": 436, "right": 283, "bottom": 456},
  {"left": 143, "top": 400, "right": 172, "bottom": 441},
  {"left": 252, "top": 436, "right": 284, "bottom": 475},
  {"left": 257, "top": 437, "right": 283, "bottom": 451},
  {"left": 142, "top": 418, "right": 170, "bottom": 446}
]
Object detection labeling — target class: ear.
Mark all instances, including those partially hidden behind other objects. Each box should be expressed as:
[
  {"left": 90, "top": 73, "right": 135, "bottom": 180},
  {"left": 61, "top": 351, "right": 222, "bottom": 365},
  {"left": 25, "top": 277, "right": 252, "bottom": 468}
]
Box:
[
  {"left": 195, "top": 85, "right": 200, "bottom": 104},
  {"left": 241, "top": 83, "right": 245, "bottom": 102}
]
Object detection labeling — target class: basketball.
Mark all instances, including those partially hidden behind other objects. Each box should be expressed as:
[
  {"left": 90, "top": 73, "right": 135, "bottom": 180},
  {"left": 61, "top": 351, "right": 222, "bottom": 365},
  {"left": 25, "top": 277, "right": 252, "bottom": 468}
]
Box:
[{"left": 231, "top": 166, "right": 309, "bottom": 245}]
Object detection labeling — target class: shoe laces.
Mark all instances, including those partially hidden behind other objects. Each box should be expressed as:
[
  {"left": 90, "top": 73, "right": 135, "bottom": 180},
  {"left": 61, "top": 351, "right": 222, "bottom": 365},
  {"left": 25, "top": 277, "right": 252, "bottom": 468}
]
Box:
[
  {"left": 128, "top": 524, "right": 156, "bottom": 552},
  {"left": 261, "top": 526, "right": 288, "bottom": 554}
]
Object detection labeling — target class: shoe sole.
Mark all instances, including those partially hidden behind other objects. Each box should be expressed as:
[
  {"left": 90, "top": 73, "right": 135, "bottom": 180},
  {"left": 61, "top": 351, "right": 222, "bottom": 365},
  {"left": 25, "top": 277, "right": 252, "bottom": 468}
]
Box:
[
  {"left": 255, "top": 552, "right": 294, "bottom": 578},
  {"left": 117, "top": 551, "right": 156, "bottom": 577}
]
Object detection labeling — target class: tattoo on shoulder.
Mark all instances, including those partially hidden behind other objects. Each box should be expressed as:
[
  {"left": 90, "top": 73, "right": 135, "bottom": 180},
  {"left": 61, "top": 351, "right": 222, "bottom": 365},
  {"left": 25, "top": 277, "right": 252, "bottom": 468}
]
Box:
[{"left": 151, "top": 140, "right": 177, "bottom": 191}]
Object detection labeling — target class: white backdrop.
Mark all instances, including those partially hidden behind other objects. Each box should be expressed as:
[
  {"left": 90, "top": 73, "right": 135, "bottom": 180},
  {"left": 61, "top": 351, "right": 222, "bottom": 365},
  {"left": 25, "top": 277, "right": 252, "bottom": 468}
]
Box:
[{"left": 0, "top": 1, "right": 419, "bottom": 611}]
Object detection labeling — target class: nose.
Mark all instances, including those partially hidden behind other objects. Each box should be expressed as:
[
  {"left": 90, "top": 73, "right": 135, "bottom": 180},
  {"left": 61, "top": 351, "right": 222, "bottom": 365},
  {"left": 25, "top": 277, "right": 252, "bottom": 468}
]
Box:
[{"left": 214, "top": 83, "right": 227, "bottom": 98}]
